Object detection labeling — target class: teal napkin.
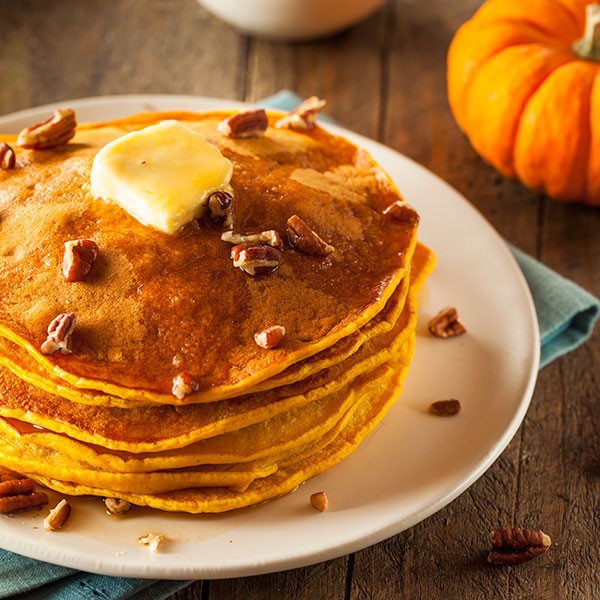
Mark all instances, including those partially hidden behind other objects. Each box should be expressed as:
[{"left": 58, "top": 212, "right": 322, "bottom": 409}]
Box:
[
  {"left": 2, "top": 92, "right": 599, "bottom": 599},
  {"left": 259, "top": 91, "right": 600, "bottom": 369}
]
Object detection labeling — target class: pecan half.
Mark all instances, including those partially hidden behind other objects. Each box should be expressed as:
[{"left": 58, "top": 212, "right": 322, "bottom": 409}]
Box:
[
  {"left": 207, "top": 190, "right": 233, "bottom": 226},
  {"left": 231, "top": 243, "right": 282, "bottom": 276},
  {"left": 0, "top": 142, "right": 16, "bottom": 170},
  {"left": 217, "top": 109, "right": 268, "bottom": 139},
  {"left": 41, "top": 313, "right": 76, "bottom": 355},
  {"left": 44, "top": 499, "right": 71, "bottom": 531},
  {"left": 382, "top": 201, "right": 420, "bottom": 226},
  {"left": 429, "top": 399, "right": 461, "bottom": 416},
  {"left": 222, "top": 229, "right": 283, "bottom": 249},
  {"left": 104, "top": 497, "right": 132, "bottom": 515},
  {"left": 310, "top": 491, "right": 329, "bottom": 513},
  {"left": 287, "top": 215, "right": 334, "bottom": 257},
  {"left": 254, "top": 325, "right": 286, "bottom": 349},
  {"left": 0, "top": 478, "right": 36, "bottom": 497},
  {"left": 275, "top": 96, "right": 327, "bottom": 131},
  {"left": 63, "top": 239, "right": 99, "bottom": 282},
  {"left": 428, "top": 307, "right": 466, "bottom": 338},
  {"left": 17, "top": 108, "right": 76, "bottom": 149},
  {"left": 0, "top": 492, "right": 48, "bottom": 514},
  {"left": 137, "top": 532, "right": 165, "bottom": 552},
  {"left": 172, "top": 371, "right": 199, "bottom": 400},
  {"left": 488, "top": 527, "right": 552, "bottom": 565}
]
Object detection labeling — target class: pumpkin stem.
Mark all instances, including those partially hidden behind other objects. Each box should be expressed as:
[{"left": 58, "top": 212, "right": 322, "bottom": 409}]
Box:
[{"left": 573, "top": 4, "right": 600, "bottom": 61}]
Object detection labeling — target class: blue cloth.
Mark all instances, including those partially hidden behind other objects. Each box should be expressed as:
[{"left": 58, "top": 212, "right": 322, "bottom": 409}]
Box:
[{"left": 2, "top": 92, "right": 599, "bottom": 599}]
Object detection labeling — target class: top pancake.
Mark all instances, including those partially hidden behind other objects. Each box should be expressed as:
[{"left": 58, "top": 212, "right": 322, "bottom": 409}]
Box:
[{"left": 0, "top": 111, "right": 418, "bottom": 403}]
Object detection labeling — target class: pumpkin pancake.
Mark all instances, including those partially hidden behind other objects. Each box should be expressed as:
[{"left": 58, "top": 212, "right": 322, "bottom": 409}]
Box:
[
  {"left": 0, "top": 332, "right": 415, "bottom": 473},
  {"left": 0, "top": 111, "right": 418, "bottom": 404},
  {"left": 23, "top": 348, "right": 414, "bottom": 513},
  {"left": 0, "top": 105, "right": 434, "bottom": 514}
]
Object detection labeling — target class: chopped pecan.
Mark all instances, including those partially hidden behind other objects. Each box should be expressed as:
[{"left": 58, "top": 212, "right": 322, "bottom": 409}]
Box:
[
  {"left": 17, "top": 108, "right": 76, "bottom": 149},
  {"left": 137, "top": 532, "right": 165, "bottom": 552},
  {"left": 429, "top": 399, "right": 461, "bottom": 416},
  {"left": 41, "top": 312, "right": 76, "bottom": 355},
  {"left": 63, "top": 239, "right": 99, "bottom": 282},
  {"left": 0, "top": 492, "right": 48, "bottom": 514},
  {"left": 428, "top": 307, "right": 466, "bottom": 338},
  {"left": 488, "top": 527, "right": 552, "bottom": 565},
  {"left": 254, "top": 325, "right": 286, "bottom": 349},
  {"left": 44, "top": 499, "right": 71, "bottom": 531},
  {"left": 310, "top": 491, "right": 329, "bottom": 512},
  {"left": 275, "top": 96, "right": 327, "bottom": 131},
  {"left": 104, "top": 497, "right": 132, "bottom": 515},
  {"left": 287, "top": 215, "right": 334, "bottom": 256},
  {"left": 0, "top": 142, "right": 16, "bottom": 170},
  {"left": 217, "top": 108, "right": 268, "bottom": 138},
  {"left": 172, "top": 371, "right": 199, "bottom": 400},
  {"left": 222, "top": 229, "right": 283, "bottom": 249},
  {"left": 231, "top": 243, "right": 282, "bottom": 276},
  {"left": 382, "top": 201, "right": 420, "bottom": 226},
  {"left": 208, "top": 190, "right": 233, "bottom": 226}
]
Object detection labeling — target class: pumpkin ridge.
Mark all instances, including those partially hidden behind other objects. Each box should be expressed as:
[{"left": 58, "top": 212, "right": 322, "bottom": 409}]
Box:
[
  {"left": 447, "top": 22, "right": 561, "bottom": 129},
  {"left": 514, "top": 60, "right": 596, "bottom": 200},
  {"left": 463, "top": 44, "right": 575, "bottom": 177},
  {"left": 584, "top": 71, "right": 600, "bottom": 202}
]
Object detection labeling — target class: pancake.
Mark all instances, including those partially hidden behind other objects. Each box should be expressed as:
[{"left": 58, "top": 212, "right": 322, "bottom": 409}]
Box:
[
  {"left": 0, "top": 331, "right": 415, "bottom": 473},
  {"left": 0, "top": 111, "right": 419, "bottom": 404},
  {"left": 0, "top": 105, "right": 434, "bottom": 514},
  {"left": 24, "top": 348, "right": 414, "bottom": 513}
]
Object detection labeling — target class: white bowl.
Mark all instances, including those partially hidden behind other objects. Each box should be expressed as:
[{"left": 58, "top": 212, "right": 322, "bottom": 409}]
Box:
[{"left": 198, "top": 0, "right": 386, "bottom": 41}]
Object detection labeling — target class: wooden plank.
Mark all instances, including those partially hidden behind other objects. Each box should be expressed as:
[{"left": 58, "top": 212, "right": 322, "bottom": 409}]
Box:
[
  {"left": 0, "top": 0, "right": 247, "bottom": 115},
  {"left": 245, "top": 6, "right": 388, "bottom": 139}
]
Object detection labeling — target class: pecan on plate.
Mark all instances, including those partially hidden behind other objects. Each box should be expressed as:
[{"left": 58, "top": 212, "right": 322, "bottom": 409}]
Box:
[
  {"left": 0, "top": 142, "right": 16, "bottom": 170},
  {"left": 44, "top": 499, "right": 71, "bottom": 531},
  {"left": 429, "top": 399, "right": 462, "bottom": 416},
  {"left": 310, "top": 491, "right": 329, "bottom": 513},
  {"left": 172, "top": 371, "right": 200, "bottom": 400},
  {"left": 0, "top": 475, "right": 48, "bottom": 514},
  {"left": 217, "top": 109, "right": 268, "bottom": 139},
  {"left": 137, "top": 532, "right": 165, "bottom": 552},
  {"left": 275, "top": 96, "right": 327, "bottom": 131},
  {"left": 254, "top": 325, "right": 286, "bottom": 349},
  {"left": 63, "top": 239, "right": 99, "bottom": 282},
  {"left": 231, "top": 243, "right": 282, "bottom": 276},
  {"left": 17, "top": 108, "right": 76, "bottom": 149},
  {"left": 0, "top": 492, "right": 48, "bottom": 514},
  {"left": 0, "top": 478, "right": 36, "bottom": 496},
  {"left": 487, "top": 527, "right": 552, "bottom": 565},
  {"left": 287, "top": 215, "right": 334, "bottom": 257},
  {"left": 104, "top": 497, "right": 132, "bottom": 515},
  {"left": 207, "top": 190, "right": 233, "bottom": 226},
  {"left": 222, "top": 229, "right": 283, "bottom": 249},
  {"left": 428, "top": 306, "right": 466, "bottom": 338},
  {"left": 41, "top": 312, "right": 76, "bottom": 355},
  {"left": 382, "top": 201, "right": 420, "bottom": 226}
]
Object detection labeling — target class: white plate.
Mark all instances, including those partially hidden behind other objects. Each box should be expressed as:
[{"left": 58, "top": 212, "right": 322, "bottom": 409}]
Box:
[{"left": 0, "top": 95, "right": 540, "bottom": 579}]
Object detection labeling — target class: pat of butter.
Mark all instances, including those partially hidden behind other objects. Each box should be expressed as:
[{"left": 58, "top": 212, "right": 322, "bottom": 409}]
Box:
[{"left": 90, "top": 120, "right": 232, "bottom": 234}]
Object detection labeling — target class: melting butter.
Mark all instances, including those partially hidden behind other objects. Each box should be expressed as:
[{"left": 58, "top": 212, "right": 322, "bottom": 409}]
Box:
[{"left": 90, "top": 120, "right": 232, "bottom": 234}]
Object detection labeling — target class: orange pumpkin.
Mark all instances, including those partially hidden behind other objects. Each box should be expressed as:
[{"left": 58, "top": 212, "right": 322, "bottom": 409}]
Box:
[{"left": 447, "top": 0, "right": 600, "bottom": 205}]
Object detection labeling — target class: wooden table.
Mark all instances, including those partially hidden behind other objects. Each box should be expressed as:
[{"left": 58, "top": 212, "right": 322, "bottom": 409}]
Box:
[{"left": 1, "top": 1, "right": 599, "bottom": 598}]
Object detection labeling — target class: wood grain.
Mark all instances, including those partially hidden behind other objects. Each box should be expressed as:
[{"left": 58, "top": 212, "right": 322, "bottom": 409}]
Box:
[{"left": 0, "top": 1, "right": 598, "bottom": 598}]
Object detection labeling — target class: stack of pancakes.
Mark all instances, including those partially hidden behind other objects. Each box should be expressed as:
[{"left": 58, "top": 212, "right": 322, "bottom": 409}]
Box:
[{"left": 0, "top": 109, "right": 434, "bottom": 513}]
